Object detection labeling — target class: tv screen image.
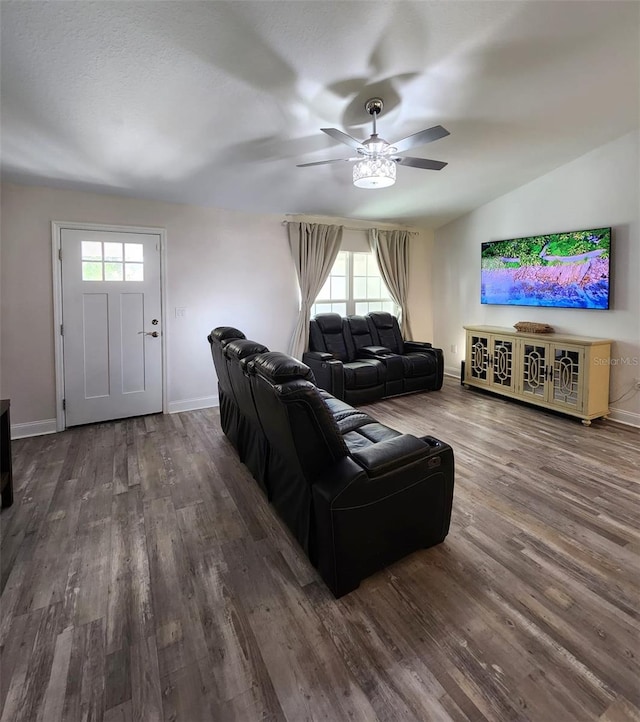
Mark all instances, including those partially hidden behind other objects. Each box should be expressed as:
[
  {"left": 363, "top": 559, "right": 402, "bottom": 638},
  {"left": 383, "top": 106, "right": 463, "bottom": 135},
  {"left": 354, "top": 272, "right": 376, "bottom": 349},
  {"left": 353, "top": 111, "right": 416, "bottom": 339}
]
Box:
[{"left": 481, "top": 227, "right": 611, "bottom": 309}]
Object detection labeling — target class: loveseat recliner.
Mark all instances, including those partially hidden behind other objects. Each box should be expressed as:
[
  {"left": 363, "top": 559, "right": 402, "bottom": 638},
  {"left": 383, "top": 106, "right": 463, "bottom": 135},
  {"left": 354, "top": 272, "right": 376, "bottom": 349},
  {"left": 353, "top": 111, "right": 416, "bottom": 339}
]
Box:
[
  {"left": 303, "top": 312, "right": 444, "bottom": 404},
  {"left": 207, "top": 326, "right": 455, "bottom": 598},
  {"left": 367, "top": 311, "right": 444, "bottom": 393},
  {"left": 305, "top": 312, "right": 387, "bottom": 404}
]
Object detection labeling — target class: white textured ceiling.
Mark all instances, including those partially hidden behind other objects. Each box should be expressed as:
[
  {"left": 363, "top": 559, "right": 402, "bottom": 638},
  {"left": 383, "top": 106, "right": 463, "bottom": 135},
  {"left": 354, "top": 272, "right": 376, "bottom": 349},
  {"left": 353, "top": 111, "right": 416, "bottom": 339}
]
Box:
[{"left": 1, "top": 1, "right": 638, "bottom": 227}]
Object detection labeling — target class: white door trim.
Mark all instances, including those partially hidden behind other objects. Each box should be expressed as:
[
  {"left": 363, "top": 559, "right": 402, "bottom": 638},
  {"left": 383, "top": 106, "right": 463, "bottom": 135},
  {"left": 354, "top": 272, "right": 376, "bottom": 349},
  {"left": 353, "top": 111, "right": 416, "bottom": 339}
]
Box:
[{"left": 51, "top": 221, "right": 168, "bottom": 431}]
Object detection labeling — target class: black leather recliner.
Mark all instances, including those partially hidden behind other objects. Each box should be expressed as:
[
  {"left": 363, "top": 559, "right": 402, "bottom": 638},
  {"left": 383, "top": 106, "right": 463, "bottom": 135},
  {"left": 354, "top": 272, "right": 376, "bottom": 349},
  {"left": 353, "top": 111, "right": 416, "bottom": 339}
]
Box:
[
  {"left": 366, "top": 312, "right": 444, "bottom": 393},
  {"left": 343, "top": 315, "right": 405, "bottom": 398},
  {"left": 248, "top": 352, "right": 454, "bottom": 597},
  {"left": 304, "top": 312, "right": 444, "bottom": 403},
  {"left": 207, "top": 327, "right": 455, "bottom": 597},
  {"left": 304, "top": 313, "right": 386, "bottom": 404},
  {"left": 224, "top": 338, "right": 270, "bottom": 495},
  {"left": 207, "top": 326, "right": 246, "bottom": 443}
]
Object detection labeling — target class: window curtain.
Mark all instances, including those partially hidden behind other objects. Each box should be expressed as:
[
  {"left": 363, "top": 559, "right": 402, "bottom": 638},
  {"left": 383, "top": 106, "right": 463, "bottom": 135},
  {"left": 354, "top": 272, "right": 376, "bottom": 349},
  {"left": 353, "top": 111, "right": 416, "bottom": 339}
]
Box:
[
  {"left": 288, "top": 222, "right": 343, "bottom": 359},
  {"left": 368, "top": 228, "right": 414, "bottom": 339}
]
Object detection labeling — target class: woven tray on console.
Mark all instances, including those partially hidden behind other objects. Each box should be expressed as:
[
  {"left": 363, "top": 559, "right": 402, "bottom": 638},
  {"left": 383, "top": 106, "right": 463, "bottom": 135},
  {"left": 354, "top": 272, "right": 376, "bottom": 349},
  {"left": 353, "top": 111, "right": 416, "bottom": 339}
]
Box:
[{"left": 514, "top": 321, "right": 554, "bottom": 334}]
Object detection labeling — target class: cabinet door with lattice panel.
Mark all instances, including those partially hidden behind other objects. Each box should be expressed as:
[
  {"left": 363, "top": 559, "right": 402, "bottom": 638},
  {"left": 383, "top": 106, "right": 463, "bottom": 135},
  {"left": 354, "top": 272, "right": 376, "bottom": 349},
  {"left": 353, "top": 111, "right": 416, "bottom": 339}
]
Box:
[
  {"left": 549, "top": 344, "right": 585, "bottom": 412},
  {"left": 466, "top": 332, "right": 491, "bottom": 386},
  {"left": 490, "top": 336, "right": 516, "bottom": 392},
  {"left": 519, "top": 341, "right": 550, "bottom": 402}
]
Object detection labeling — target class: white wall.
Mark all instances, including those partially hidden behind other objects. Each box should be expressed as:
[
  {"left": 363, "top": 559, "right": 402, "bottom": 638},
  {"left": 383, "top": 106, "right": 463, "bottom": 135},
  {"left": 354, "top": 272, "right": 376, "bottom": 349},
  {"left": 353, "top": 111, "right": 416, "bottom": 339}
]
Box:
[
  {"left": 433, "top": 131, "right": 640, "bottom": 426},
  {"left": 0, "top": 185, "right": 433, "bottom": 430},
  {"left": 0, "top": 184, "right": 298, "bottom": 427}
]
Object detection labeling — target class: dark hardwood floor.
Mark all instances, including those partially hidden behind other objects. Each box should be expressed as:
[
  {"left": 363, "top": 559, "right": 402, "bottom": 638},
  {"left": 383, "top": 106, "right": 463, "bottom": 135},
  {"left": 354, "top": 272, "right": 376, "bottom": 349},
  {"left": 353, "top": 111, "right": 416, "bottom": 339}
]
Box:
[{"left": 1, "top": 378, "right": 639, "bottom": 722}]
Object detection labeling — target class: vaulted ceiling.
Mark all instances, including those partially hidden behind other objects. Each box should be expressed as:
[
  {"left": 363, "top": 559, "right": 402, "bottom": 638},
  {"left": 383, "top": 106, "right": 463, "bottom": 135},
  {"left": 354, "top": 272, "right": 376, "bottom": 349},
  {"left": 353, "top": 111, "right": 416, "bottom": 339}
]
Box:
[{"left": 1, "top": 1, "right": 638, "bottom": 227}]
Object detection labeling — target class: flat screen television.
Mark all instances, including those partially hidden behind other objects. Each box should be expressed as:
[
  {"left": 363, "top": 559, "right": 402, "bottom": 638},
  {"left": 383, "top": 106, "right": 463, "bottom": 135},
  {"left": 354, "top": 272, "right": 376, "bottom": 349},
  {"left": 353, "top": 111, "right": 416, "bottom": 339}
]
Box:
[{"left": 481, "top": 227, "right": 611, "bottom": 309}]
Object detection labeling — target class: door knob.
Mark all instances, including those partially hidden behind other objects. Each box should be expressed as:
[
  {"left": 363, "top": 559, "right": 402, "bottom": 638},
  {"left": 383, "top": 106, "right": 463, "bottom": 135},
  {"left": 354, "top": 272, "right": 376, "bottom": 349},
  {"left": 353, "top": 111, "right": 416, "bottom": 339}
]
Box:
[{"left": 138, "top": 331, "right": 159, "bottom": 337}]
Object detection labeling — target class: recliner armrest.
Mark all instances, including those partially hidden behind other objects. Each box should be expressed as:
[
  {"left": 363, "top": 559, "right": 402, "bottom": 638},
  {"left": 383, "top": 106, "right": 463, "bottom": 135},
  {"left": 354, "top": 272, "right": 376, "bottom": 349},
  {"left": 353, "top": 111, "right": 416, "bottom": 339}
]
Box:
[
  {"left": 302, "top": 351, "right": 345, "bottom": 399},
  {"left": 358, "top": 345, "right": 394, "bottom": 358},
  {"left": 405, "top": 341, "right": 433, "bottom": 352},
  {"left": 304, "top": 351, "right": 335, "bottom": 362},
  {"left": 312, "top": 456, "right": 366, "bottom": 503},
  {"left": 350, "top": 435, "right": 430, "bottom": 477}
]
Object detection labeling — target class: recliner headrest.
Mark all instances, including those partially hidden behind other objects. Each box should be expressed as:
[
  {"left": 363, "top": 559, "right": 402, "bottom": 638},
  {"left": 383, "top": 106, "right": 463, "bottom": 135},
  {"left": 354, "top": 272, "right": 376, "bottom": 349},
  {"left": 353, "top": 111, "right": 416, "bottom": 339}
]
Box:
[
  {"left": 208, "top": 326, "right": 246, "bottom": 344},
  {"left": 367, "top": 312, "right": 395, "bottom": 329},
  {"left": 253, "top": 352, "right": 315, "bottom": 384},
  {"left": 314, "top": 313, "right": 343, "bottom": 334},
  {"left": 346, "top": 315, "right": 370, "bottom": 335},
  {"left": 224, "top": 339, "right": 269, "bottom": 360}
]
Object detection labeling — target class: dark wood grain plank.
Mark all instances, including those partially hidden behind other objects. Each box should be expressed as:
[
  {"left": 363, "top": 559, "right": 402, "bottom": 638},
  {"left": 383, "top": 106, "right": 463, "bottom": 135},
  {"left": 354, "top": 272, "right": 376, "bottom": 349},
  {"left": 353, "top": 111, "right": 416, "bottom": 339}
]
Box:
[{"left": 106, "top": 488, "right": 154, "bottom": 655}]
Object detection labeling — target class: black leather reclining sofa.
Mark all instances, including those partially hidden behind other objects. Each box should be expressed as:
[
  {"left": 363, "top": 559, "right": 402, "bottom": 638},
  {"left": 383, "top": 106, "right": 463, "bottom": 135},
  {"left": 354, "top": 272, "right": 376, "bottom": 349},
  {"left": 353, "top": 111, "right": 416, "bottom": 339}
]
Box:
[
  {"left": 207, "top": 326, "right": 454, "bottom": 597},
  {"left": 303, "top": 312, "right": 444, "bottom": 405}
]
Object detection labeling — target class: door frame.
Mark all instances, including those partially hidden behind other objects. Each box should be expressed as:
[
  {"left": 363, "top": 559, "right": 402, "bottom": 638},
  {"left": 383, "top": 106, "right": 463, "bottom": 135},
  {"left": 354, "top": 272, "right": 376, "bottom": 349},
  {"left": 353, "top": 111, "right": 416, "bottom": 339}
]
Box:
[{"left": 51, "top": 221, "right": 169, "bottom": 431}]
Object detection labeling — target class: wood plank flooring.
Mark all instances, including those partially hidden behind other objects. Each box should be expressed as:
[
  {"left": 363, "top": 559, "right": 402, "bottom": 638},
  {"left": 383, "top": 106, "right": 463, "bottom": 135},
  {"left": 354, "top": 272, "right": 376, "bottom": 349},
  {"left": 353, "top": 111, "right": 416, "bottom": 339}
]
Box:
[{"left": 1, "top": 378, "right": 639, "bottom": 721}]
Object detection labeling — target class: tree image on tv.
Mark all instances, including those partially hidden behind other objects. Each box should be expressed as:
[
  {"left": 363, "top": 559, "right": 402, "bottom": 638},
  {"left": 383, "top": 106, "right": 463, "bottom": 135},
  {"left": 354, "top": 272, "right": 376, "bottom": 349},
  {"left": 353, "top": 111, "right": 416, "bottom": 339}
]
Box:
[{"left": 481, "top": 228, "right": 611, "bottom": 309}]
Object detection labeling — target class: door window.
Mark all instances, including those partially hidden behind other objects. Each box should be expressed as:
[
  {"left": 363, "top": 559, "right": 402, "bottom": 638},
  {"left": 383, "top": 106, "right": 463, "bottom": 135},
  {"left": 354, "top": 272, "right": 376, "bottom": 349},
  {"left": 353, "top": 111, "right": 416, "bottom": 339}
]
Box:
[{"left": 82, "top": 241, "right": 144, "bottom": 282}]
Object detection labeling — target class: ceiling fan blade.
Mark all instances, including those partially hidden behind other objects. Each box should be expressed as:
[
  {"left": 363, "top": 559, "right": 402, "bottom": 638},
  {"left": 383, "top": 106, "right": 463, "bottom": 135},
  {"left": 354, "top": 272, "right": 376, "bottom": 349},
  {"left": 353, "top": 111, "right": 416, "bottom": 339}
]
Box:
[
  {"left": 392, "top": 125, "right": 450, "bottom": 154},
  {"left": 297, "top": 157, "right": 359, "bottom": 167},
  {"left": 321, "top": 128, "right": 364, "bottom": 152},
  {"left": 394, "top": 156, "right": 448, "bottom": 170}
]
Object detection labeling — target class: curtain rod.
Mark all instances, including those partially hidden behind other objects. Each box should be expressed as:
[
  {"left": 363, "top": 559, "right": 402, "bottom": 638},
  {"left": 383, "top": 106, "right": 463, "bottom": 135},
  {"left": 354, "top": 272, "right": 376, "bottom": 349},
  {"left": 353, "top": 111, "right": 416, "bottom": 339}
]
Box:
[{"left": 281, "top": 220, "right": 419, "bottom": 234}]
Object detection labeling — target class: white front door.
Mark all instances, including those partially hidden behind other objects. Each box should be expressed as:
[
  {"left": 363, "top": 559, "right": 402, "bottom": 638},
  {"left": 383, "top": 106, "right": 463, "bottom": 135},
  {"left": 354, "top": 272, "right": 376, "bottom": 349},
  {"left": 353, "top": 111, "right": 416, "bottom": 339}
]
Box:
[{"left": 61, "top": 228, "right": 163, "bottom": 426}]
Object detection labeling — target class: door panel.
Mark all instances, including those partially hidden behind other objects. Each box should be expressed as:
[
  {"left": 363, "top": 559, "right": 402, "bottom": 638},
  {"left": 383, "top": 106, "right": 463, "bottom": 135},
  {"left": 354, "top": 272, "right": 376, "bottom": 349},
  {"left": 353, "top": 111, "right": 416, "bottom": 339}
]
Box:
[
  {"left": 551, "top": 345, "right": 583, "bottom": 410},
  {"left": 82, "top": 293, "right": 110, "bottom": 398},
  {"left": 467, "top": 334, "right": 490, "bottom": 385},
  {"left": 120, "top": 292, "right": 146, "bottom": 393},
  {"left": 491, "top": 337, "right": 515, "bottom": 391},
  {"left": 61, "top": 229, "right": 162, "bottom": 426},
  {"left": 520, "top": 342, "right": 548, "bottom": 400}
]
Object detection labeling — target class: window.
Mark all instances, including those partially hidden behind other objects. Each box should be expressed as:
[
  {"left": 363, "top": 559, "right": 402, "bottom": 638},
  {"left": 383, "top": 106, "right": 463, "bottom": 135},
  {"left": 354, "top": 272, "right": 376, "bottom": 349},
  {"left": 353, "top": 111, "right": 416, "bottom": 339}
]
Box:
[
  {"left": 81, "top": 241, "right": 144, "bottom": 282},
  {"left": 312, "top": 251, "right": 399, "bottom": 318}
]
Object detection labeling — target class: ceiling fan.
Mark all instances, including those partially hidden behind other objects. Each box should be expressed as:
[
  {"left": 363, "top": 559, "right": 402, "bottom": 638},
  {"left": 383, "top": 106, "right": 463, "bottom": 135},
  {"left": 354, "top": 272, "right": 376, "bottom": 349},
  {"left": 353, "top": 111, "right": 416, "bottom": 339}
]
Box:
[{"left": 297, "top": 97, "right": 449, "bottom": 189}]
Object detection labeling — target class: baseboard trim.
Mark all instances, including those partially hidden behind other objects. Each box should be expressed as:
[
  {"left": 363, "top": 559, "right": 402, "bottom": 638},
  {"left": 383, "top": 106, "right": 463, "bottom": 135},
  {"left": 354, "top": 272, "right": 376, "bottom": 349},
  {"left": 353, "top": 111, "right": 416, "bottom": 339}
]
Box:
[
  {"left": 168, "top": 395, "right": 219, "bottom": 414},
  {"left": 11, "top": 418, "right": 58, "bottom": 439},
  {"left": 11, "top": 396, "right": 634, "bottom": 432},
  {"left": 607, "top": 407, "right": 640, "bottom": 428}
]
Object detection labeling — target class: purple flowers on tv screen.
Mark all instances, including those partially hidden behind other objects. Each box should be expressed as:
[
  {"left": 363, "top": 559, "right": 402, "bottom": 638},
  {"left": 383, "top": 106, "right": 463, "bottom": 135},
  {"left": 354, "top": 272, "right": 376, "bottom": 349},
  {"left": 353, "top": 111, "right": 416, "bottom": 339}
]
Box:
[{"left": 481, "top": 227, "right": 611, "bottom": 309}]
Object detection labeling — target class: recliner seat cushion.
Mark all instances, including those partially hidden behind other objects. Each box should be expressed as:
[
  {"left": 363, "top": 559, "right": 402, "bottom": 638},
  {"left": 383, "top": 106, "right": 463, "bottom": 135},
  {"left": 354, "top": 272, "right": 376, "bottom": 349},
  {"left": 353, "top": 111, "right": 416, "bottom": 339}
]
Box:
[
  {"left": 401, "top": 353, "right": 437, "bottom": 378},
  {"left": 318, "top": 390, "right": 355, "bottom": 417},
  {"left": 336, "top": 412, "right": 376, "bottom": 434},
  {"left": 342, "top": 421, "right": 402, "bottom": 453},
  {"left": 343, "top": 360, "right": 384, "bottom": 388}
]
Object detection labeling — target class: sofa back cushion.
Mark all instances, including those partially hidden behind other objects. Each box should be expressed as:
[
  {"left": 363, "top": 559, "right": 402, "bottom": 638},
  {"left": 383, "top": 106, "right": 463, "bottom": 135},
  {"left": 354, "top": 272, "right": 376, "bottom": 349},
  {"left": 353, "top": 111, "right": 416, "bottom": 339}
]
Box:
[
  {"left": 344, "top": 315, "right": 377, "bottom": 356},
  {"left": 309, "top": 313, "right": 351, "bottom": 362},
  {"left": 207, "top": 326, "right": 246, "bottom": 398},
  {"left": 251, "top": 352, "right": 346, "bottom": 474},
  {"left": 367, "top": 312, "right": 404, "bottom": 354},
  {"left": 224, "top": 339, "right": 269, "bottom": 425}
]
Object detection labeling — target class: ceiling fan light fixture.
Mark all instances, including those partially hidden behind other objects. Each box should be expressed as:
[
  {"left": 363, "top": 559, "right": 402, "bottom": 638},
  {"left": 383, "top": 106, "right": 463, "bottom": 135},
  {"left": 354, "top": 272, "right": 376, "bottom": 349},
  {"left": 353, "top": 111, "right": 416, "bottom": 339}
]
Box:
[{"left": 353, "top": 157, "right": 396, "bottom": 189}]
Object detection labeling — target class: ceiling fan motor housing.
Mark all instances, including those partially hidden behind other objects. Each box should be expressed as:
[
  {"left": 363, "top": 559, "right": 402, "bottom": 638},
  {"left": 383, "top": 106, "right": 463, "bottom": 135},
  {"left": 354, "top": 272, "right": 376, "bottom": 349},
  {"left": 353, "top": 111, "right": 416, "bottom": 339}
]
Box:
[{"left": 365, "top": 98, "right": 384, "bottom": 116}]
